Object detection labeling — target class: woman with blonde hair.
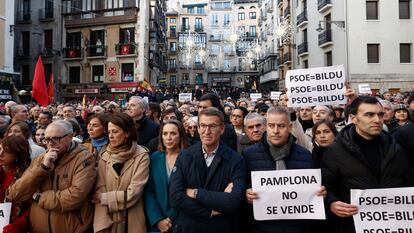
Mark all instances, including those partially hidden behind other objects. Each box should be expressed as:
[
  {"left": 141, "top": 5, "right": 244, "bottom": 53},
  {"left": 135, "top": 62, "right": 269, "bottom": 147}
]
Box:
[{"left": 93, "top": 113, "right": 149, "bottom": 233}]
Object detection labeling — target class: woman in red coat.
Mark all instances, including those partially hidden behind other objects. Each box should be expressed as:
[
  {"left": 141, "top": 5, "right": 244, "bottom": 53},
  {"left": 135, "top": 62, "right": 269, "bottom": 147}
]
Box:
[{"left": 0, "top": 135, "right": 31, "bottom": 233}]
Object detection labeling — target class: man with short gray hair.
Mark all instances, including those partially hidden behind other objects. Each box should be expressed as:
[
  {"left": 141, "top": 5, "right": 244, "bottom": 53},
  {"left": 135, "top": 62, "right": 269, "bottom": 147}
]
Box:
[
  {"left": 237, "top": 112, "right": 266, "bottom": 153},
  {"left": 7, "top": 120, "right": 97, "bottom": 233},
  {"left": 127, "top": 96, "right": 159, "bottom": 147}
]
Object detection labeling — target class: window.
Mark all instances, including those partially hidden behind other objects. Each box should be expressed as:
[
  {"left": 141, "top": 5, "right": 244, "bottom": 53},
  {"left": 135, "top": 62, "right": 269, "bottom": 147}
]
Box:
[
  {"left": 92, "top": 65, "right": 104, "bottom": 82},
  {"left": 195, "top": 18, "right": 203, "bottom": 31},
  {"left": 170, "top": 42, "right": 177, "bottom": 52},
  {"left": 182, "top": 73, "right": 189, "bottom": 85},
  {"left": 170, "top": 26, "right": 176, "bottom": 37},
  {"left": 67, "top": 32, "right": 81, "bottom": 47},
  {"left": 182, "top": 17, "right": 189, "bottom": 30},
  {"left": 238, "top": 13, "right": 245, "bottom": 21},
  {"left": 21, "top": 31, "right": 30, "bottom": 56},
  {"left": 212, "top": 14, "right": 219, "bottom": 25},
  {"left": 197, "top": 6, "right": 205, "bottom": 14},
  {"left": 120, "top": 28, "right": 135, "bottom": 43},
  {"left": 249, "top": 26, "right": 257, "bottom": 37},
  {"left": 90, "top": 30, "right": 105, "bottom": 56},
  {"left": 187, "top": 7, "right": 194, "bottom": 14},
  {"left": 325, "top": 51, "right": 332, "bottom": 66},
  {"left": 239, "top": 26, "right": 245, "bottom": 34},
  {"left": 170, "top": 18, "right": 176, "bottom": 23},
  {"left": 224, "top": 14, "right": 231, "bottom": 25},
  {"left": 22, "top": 0, "right": 31, "bottom": 20},
  {"left": 400, "top": 43, "right": 412, "bottom": 63},
  {"left": 366, "top": 1, "right": 378, "bottom": 20},
  {"left": 44, "top": 64, "right": 52, "bottom": 83},
  {"left": 249, "top": 12, "right": 256, "bottom": 19},
  {"left": 367, "top": 44, "right": 380, "bottom": 63},
  {"left": 21, "top": 65, "right": 30, "bottom": 86},
  {"left": 69, "top": 67, "right": 81, "bottom": 83},
  {"left": 195, "top": 73, "right": 203, "bottom": 85},
  {"left": 169, "top": 59, "right": 177, "bottom": 69},
  {"left": 121, "top": 63, "right": 134, "bottom": 82},
  {"left": 399, "top": 0, "right": 411, "bottom": 19},
  {"left": 303, "top": 60, "right": 309, "bottom": 68},
  {"left": 170, "top": 75, "right": 177, "bottom": 86}
]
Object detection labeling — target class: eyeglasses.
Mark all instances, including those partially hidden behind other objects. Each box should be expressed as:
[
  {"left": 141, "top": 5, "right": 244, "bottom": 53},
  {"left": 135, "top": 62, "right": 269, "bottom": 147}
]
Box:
[
  {"left": 199, "top": 123, "right": 221, "bottom": 131},
  {"left": 42, "top": 133, "right": 71, "bottom": 145}
]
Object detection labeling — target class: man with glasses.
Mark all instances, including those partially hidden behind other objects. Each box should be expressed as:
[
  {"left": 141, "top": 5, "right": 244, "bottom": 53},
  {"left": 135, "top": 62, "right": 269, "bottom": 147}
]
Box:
[
  {"left": 170, "top": 107, "right": 246, "bottom": 233},
  {"left": 322, "top": 96, "right": 412, "bottom": 233},
  {"left": 7, "top": 120, "right": 97, "bottom": 233},
  {"left": 243, "top": 107, "right": 323, "bottom": 233}
]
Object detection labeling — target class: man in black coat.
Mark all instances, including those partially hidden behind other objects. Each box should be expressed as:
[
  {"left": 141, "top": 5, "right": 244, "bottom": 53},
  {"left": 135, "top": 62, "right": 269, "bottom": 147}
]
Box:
[
  {"left": 126, "top": 96, "right": 160, "bottom": 147},
  {"left": 322, "top": 96, "right": 412, "bottom": 233},
  {"left": 170, "top": 107, "right": 246, "bottom": 233}
]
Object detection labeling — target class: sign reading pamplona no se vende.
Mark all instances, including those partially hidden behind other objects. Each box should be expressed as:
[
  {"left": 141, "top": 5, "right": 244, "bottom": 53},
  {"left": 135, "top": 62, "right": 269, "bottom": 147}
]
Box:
[
  {"left": 351, "top": 187, "right": 414, "bottom": 233},
  {"left": 286, "top": 65, "right": 347, "bottom": 108},
  {"left": 251, "top": 169, "right": 325, "bottom": 220}
]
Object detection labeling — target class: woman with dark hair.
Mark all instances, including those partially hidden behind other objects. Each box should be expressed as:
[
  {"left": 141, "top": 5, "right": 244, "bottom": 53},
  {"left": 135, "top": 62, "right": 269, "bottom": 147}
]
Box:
[
  {"left": 311, "top": 119, "right": 338, "bottom": 168},
  {"left": 83, "top": 113, "right": 108, "bottom": 160},
  {"left": 34, "top": 126, "right": 46, "bottom": 148},
  {"left": 93, "top": 113, "right": 149, "bottom": 233},
  {"left": 1, "top": 135, "right": 31, "bottom": 233},
  {"left": 144, "top": 119, "right": 189, "bottom": 232},
  {"left": 7, "top": 121, "right": 45, "bottom": 159}
]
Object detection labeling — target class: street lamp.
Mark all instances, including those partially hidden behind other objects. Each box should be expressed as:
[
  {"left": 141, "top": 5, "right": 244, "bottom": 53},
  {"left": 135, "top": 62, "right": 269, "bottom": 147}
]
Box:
[{"left": 315, "top": 20, "right": 345, "bottom": 32}]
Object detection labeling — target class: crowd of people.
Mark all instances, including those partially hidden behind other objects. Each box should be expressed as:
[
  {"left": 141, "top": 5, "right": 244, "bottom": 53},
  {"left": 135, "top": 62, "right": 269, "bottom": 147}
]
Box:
[{"left": 0, "top": 87, "right": 413, "bottom": 233}]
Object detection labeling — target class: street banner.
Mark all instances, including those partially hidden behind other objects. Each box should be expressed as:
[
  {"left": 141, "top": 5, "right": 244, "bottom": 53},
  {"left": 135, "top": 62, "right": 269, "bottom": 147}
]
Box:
[
  {"left": 286, "top": 65, "right": 346, "bottom": 107},
  {"left": 251, "top": 169, "right": 325, "bottom": 220},
  {"left": 250, "top": 93, "right": 262, "bottom": 102},
  {"left": 351, "top": 187, "right": 414, "bottom": 233},
  {"left": 358, "top": 84, "right": 372, "bottom": 94},
  {"left": 0, "top": 203, "right": 12, "bottom": 230},
  {"left": 179, "top": 93, "right": 192, "bottom": 102},
  {"left": 270, "top": 91, "right": 282, "bottom": 100},
  {"left": 0, "top": 73, "right": 13, "bottom": 101}
]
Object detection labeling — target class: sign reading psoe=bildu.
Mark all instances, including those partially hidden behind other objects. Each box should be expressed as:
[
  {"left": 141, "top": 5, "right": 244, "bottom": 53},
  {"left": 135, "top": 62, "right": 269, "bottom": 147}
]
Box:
[
  {"left": 251, "top": 169, "right": 325, "bottom": 220},
  {"left": 351, "top": 187, "right": 414, "bottom": 233},
  {"left": 286, "top": 65, "right": 347, "bottom": 107}
]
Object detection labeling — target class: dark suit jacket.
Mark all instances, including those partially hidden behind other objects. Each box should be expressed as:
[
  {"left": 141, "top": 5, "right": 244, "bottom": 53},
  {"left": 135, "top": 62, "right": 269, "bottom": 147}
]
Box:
[
  {"left": 170, "top": 142, "right": 247, "bottom": 233},
  {"left": 144, "top": 151, "right": 178, "bottom": 231},
  {"left": 137, "top": 116, "right": 160, "bottom": 147}
]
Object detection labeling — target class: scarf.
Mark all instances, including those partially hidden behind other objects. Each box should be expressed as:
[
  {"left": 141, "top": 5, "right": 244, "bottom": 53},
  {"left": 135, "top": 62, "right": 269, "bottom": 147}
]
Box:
[
  {"left": 106, "top": 142, "right": 137, "bottom": 164},
  {"left": 267, "top": 135, "right": 295, "bottom": 170},
  {"left": 91, "top": 137, "right": 108, "bottom": 154}
]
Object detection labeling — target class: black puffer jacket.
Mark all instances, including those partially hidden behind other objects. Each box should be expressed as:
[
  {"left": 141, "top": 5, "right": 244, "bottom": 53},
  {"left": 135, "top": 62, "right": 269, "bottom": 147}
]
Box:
[{"left": 322, "top": 124, "right": 411, "bottom": 233}]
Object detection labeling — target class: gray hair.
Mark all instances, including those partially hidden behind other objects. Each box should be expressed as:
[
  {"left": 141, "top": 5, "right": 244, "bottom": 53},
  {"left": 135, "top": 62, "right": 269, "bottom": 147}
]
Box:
[
  {"left": 47, "top": 120, "right": 73, "bottom": 135},
  {"left": 380, "top": 100, "right": 393, "bottom": 110},
  {"left": 244, "top": 112, "right": 266, "bottom": 126},
  {"left": 129, "top": 96, "right": 149, "bottom": 110},
  {"left": 266, "top": 107, "right": 291, "bottom": 122},
  {"left": 10, "top": 105, "right": 26, "bottom": 114}
]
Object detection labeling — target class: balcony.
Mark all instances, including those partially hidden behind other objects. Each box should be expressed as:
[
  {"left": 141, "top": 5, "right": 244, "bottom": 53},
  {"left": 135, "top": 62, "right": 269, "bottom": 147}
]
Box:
[
  {"left": 87, "top": 44, "right": 107, "bottom": 58},
  {"left": 16, "top": 47, "right": 30, "bottom": 59},
  {"left": 194, "top": 25, "right": 204, "bottom": 32},
  {"left": 297, "top": 42, "right": 308, "bottom": 56},
  {"left": 169, "top": 49, "right": 177, "bottom": 55},
  {"left": 193, "top": 63, "right": 205, "bottom": 69},
  {"left": 115, "top": 42, "right": 138, "bottom": 56},
  {"left": 170, "top": 31, "right": 177, "bottom": 38},
  {"left": 16, "top": 11, "right": 31, "bottom": 23},
  {"left": 318, "top": 30, "right": 332, "bottom": 47},
  {"left": 283, "top": 52, "right": 292, "bottom": 64},
  {"left": 209, "top": 35, "right": 222, "bottom": 42},
  {"left": 181, "top": 25, "right": 190, "bottom": 32},
  {"left": 168, "top": 65, "right": 177, "bottom": 72},
  {"left": 40, "top": 48, "right": 56, "bottom": 57},
  {"left": 284, "top": 6, "right": 291, "bottom": 18},
  {"left": 63, "top": 47, "right": 83, "bottom": 60},
  {"left": 39, "top": 8, "right": 54, "bottom": 22},
  {"left": 296, "top": 10, "right": 308, "bottom": 27},
  {"left": 318, "top": 0, "right": 332, "bottom": 13}
]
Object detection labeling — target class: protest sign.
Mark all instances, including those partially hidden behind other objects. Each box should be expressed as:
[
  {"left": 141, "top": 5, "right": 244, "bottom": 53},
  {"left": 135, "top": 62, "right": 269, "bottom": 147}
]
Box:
[
  {"left": 142, "top": 96, "right": 149, "bottom": 103},
  {"left": 178, "top": 93, "right": 192, "bottom": 102},
  {"left": 358, "top": 84, "right": 372, "bottom": 94},
  {"left": 250, "top": 93, "right": 262, "bottom": 102},
  {"left": 351, "top": 187, "right": 414, "bottom": 233},
  {"left": 271, "top": 91, "right": 282, "bottom": 100},
  {"left": 286, "top": 65, "right": 347, "bottom": 107},
  {"left": 251, "top": 169, "right": 325, "bottom": 220},
  {"left": 0, "top": 73, "right": 13, "bottom": 101},
  {"left": 0, "top": 203, "right": 12, "bottom": 230}
]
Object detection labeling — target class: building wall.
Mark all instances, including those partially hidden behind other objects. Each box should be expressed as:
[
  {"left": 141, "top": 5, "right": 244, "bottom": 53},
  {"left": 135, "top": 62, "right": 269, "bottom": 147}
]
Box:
[{"left": 1, "top": 0, "right": 15, "bottom": 74}]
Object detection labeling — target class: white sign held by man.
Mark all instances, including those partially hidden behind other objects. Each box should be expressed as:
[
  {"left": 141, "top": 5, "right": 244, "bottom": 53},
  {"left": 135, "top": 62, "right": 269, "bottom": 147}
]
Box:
[
  {"left": 178, "top": 93, "right": 192, "bottom": 102},
  {"left": 358, "top": 83, "right": 372, "bottom": 94},
  {"left": 250, "top": 93, "right": 262, "bottom": 102},
  {"left": 286, "top": 65, "right": 347, "bottom": 107},
  {"left": 271, "top": 91, "right": 282, "bottom": 100},
  {"left": 0, "top": 203, "right": 12, "bottom": 230},
  {"left": 251, "top": 169, "right": 325, "bottom": 220},
  {"left": 351, "top": 187, "right": 414, "bottom": 233}
]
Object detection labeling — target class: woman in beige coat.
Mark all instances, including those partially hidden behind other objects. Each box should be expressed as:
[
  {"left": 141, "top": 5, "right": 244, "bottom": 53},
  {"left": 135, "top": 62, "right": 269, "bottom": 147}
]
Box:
[{"left": 93, "top": 113, "right": 150, "bottom": 233}]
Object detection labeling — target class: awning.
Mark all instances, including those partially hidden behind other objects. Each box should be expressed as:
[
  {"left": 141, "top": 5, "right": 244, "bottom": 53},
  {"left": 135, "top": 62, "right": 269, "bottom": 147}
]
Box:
[{"left": 108, "top": 82, "right": 139, "bottom": 93}]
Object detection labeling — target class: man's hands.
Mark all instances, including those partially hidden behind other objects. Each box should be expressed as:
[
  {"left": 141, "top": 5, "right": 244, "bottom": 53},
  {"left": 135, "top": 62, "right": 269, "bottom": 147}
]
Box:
[
  {"left": 316, "top": 186, "right": 327, "bottom": 198},
  {"left": 186, "top": 182, "right": 234, "bottom": 199},
  {"left": 246, "top": 188, "right": 259, "bottom": 205},
  {"left": 157, "top": 218, "right": 172, "bottom": 232},
  {"left": 42, "top": 148, "right": 59, "bottom": 169},
  {"left": 330, "top": 201, "right": 358, "bottom": 217}
]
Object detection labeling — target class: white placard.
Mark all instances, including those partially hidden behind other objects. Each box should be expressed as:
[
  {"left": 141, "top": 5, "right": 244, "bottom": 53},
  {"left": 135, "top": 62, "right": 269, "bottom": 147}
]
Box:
[
  {"left": 0, "top": 203, "right": 12, "bottom": 230},
  {"left": 179, "top": 93, "right": 192, "bottom": 102},
  {"left": 286, "top": 65, "right": 347, "bottom": 107},
  {"left": 358, "top": 84, "right": 372, "bottom": 94},
  {"left": 143, "top": 96, "right": 149, "bottom": 103},
  {"left": 251, "top": 169, "right": 325, "bottom": 220},
  {"left": 351, "top": 187, "right": 414, "bottom": 233},
  {"left": 250, "top": 93, "right": 262, "bottom": 102},
  {"left": 270, "top": 91, "right": 282, "bottom": 100}
]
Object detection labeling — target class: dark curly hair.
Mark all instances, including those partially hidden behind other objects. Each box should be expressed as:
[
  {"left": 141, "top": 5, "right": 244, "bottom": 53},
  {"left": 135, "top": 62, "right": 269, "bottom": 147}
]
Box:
[{"left": 1, "top": 135, "right": 31, "bottom": 177}]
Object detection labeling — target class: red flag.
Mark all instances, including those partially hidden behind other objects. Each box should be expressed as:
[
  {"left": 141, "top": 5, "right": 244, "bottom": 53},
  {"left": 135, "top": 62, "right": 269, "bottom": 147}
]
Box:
[
  {"left": 48, "top": 73, "right": 54, "bottom": 104},
  {"left": 32, "top": 56, "right": 48, "bottom": 106},
  {"left": 92, "top": 97, "right": 97, "bottom": 106}
]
